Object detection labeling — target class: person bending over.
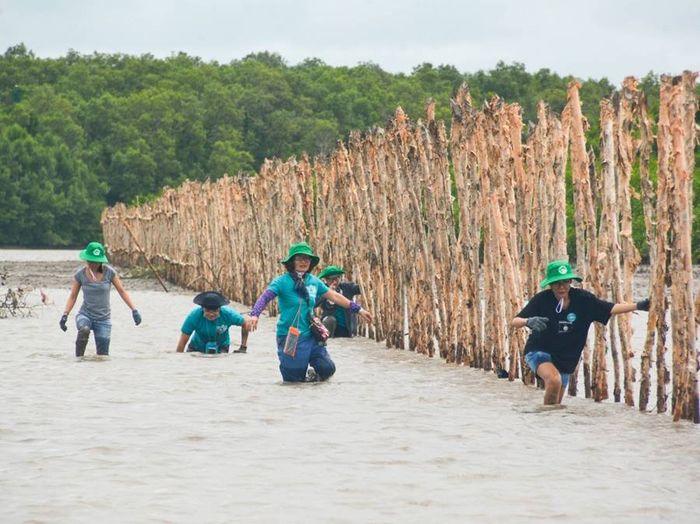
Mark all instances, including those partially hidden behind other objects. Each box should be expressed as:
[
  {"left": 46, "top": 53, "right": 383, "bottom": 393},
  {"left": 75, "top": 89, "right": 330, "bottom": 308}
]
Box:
[{"left": 176, "top": 291, "right": 253, "bottom": 354}]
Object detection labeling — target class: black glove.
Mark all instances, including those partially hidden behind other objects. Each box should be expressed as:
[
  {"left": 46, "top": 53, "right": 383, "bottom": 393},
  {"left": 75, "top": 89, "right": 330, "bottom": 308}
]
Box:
[
  {"left": 132, "top": 309, "right": 142, "bottom": 326},
  {"left": 636, "top": 298, "right": 650, "bottom": 312},
  {"left": 233, "top": 345, "right": 247, "bottom": 353},
  {"left": 526, "top": 316, "right": 549, "bottom": 332},
  {"left": 59, "top": 314, "right": 68, "bottom": 332}
]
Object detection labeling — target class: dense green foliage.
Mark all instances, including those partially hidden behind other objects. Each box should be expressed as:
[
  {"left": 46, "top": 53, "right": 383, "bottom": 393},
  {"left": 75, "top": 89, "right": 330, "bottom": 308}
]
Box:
[{"left": 1, "top": 44, "right": 697, "bottom": 258}]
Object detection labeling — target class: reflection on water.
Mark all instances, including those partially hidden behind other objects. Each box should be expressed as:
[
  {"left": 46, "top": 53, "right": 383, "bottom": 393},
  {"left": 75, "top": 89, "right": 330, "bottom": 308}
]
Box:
[{"left": 1, "top": 252, "right": 699, "bottom": 523}]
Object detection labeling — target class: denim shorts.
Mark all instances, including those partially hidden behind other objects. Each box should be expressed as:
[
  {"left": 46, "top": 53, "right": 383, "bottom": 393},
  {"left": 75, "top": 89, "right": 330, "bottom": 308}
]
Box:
[{"left": 524, "top": 351, "right": 570, "bottom": 389}]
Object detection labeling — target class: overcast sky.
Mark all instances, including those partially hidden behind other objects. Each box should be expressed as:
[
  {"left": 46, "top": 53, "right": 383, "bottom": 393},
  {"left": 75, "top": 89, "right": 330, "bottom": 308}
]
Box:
[{"left": 1, "top": 0, "right": 698, "bottom": 84}]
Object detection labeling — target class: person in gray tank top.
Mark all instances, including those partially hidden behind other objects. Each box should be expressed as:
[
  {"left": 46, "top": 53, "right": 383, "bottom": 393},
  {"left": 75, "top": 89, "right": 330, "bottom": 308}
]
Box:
[{"left": 59, "top": 241, "right": 142, "bottom": 356}]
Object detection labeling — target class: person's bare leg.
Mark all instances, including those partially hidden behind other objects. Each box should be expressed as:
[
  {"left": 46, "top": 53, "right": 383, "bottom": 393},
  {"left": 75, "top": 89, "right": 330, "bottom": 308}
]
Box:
[{"left": 536, "top": 362, "right": 563, "bottom": 405}]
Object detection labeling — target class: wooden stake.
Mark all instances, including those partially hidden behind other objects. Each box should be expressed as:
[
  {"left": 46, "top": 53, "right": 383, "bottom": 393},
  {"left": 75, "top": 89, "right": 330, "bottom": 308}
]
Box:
[{"left": 121, "top": 219, "right": 169, "bottom": 293}]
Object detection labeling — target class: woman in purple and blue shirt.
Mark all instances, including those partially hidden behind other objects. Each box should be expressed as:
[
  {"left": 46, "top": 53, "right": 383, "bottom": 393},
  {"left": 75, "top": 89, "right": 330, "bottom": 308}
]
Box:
[{"left": 246, "top": 242, "right": 372, "bottom": 382}]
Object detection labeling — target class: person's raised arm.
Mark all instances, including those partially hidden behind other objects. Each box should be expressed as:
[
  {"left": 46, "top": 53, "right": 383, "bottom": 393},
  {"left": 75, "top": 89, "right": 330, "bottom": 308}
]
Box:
[
  {"left": 247, "top": 289, "right": 277, "bottom": 331},
  {"left": 322, "top": 289, "right": 372, "bottom": 323},
  {"left": 611, "top": 298, "right": 649, "bottom": 316},
  {"left": 512, "top": 317, "right": 528, "bottom": 329}
]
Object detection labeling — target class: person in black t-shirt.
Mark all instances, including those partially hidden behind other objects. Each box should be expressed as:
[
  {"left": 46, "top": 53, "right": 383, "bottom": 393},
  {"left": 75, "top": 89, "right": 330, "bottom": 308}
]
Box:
[{"left": 512, "top": 260, "right": 650, "bottom": 405}]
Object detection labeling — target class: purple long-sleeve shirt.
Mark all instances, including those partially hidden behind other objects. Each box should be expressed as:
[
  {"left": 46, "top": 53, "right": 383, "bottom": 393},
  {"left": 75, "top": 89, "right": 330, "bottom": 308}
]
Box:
[
  {"left": 250, "top": 289, "right": 277, "bottom": 317},
  {"left": 251, "top": 287, "right": 361, "bottom": 317}
]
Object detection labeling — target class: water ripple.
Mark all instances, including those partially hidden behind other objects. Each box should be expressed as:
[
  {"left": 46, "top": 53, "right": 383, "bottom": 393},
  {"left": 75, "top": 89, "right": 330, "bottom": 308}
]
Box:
[{"left": 1, "top": 281, "right": 698, "bottom": 523}]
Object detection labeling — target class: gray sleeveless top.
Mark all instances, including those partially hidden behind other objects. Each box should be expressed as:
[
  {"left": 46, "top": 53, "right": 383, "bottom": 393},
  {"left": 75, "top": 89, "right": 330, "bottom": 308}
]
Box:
[{"left": 75, "top": 265, "right": 116, "bottom": 321}]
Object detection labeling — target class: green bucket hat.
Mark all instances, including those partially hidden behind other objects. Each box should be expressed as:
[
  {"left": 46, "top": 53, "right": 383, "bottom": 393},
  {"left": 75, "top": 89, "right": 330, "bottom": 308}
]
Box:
[
  {"left": 280, "top": 242, "right": 320, "bottom": 269},
  {"left": 79, "top": 241, "right": 109, "bottom": 264},
  {"left": 318, "top": 265, "right": 345, "bottom": 279},
  {"left": 540, "top": 259, "right": 582, "bottom": 288}
]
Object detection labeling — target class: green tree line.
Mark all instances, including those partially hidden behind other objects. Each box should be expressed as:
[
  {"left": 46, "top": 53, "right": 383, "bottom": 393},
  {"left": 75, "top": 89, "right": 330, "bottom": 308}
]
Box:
[{"left": 0, "top": 43, "right": 697, "bottom": 258}]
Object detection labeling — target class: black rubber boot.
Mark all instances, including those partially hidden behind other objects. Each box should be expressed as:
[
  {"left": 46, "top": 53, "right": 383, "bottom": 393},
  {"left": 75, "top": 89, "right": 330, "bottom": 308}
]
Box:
[{"left": 75, "top": 328, "right": 90, "bottom": 357}]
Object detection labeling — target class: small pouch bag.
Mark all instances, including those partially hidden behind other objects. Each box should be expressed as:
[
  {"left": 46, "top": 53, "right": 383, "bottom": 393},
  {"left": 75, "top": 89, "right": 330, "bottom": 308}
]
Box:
[
  {"left": 283, "top": 326, "right": 300, "bottom": 357},
  {"left": 204, "top": 341, "right": 220, "bottom": 354}
]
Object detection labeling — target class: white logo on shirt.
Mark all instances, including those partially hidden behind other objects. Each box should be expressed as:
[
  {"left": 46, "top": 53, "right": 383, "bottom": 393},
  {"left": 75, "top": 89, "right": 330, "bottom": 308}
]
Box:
[{"left": 307, "top": 285, "right": 318, "bottom": 303}]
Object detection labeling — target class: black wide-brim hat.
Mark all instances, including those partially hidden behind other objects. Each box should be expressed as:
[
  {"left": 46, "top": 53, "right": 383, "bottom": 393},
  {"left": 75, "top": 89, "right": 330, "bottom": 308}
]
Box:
[{"left": 193, "top": 291, "right": 230, "bottom": 308}]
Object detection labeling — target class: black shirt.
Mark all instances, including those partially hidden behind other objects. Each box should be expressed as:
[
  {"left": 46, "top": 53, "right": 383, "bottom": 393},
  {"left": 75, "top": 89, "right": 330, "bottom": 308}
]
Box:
[{"left": 517, "top": 287, "right": 614, "bottom": 373}]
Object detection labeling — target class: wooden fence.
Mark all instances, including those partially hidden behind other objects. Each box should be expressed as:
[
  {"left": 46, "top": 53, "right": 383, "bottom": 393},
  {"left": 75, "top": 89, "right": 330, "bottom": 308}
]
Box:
[{"left": 103, "top": 72, "right": 699, "bottom": 422}]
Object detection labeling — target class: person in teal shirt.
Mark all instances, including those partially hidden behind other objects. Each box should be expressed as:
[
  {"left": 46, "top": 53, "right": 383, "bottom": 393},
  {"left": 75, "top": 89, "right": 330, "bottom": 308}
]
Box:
[
  {"left": 176, "top": 291, "right": 253, "bottom": 354},
  {"left": 247, "top": 242, "right": 373, "bottom": 382}
]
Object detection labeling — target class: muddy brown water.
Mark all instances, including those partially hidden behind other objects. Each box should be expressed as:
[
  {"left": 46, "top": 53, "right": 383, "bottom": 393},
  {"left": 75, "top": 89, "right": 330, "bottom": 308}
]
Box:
[{"left": 1, "top": 250, "right": 698, "bottom": 523}]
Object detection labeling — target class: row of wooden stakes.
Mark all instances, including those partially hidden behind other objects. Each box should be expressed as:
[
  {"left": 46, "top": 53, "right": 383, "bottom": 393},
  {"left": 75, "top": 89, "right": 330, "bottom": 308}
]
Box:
[{"left": 103, "top": 72, "right": 698, "bottom": 422}]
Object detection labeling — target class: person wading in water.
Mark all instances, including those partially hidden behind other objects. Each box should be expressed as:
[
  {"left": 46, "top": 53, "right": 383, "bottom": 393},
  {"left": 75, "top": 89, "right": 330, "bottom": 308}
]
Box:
[
  {"left": 175, "top": 291, "right": 253, "bottom": 354},
  {"left": 512, "top": 259, "right": 649, "bottom": 405},
  {"left": 247, "top": 242, "right": 372, "bottom": 382},
  {"left": 59, "top": 241, "right": 142, "bottom": 356}
]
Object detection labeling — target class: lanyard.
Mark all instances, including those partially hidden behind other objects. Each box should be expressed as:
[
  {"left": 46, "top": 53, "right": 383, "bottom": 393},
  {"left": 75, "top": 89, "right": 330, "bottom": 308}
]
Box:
[
  {"left": 291, "top": 298, "right": 303, "bottom": 329},
  {"left": 555, "top": 297, "right": 565, "bottom": 314}
]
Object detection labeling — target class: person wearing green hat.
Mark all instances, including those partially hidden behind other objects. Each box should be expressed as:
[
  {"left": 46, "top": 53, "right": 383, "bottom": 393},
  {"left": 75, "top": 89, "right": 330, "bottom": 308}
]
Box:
[
  {"left": 175, "top": 291, "right": 254, "bottom": 354},
  {"left": 316, "top": 265, "right": 362, "bottom": 338},
  {"left": 246, "top": 242, "right": 373, "bottom": 382},
  {"left": 512, "top": 259, "right": 650, "bottom": 405},
  {"left": 59, "top": 241, "right": 142, "bottom": 357}
]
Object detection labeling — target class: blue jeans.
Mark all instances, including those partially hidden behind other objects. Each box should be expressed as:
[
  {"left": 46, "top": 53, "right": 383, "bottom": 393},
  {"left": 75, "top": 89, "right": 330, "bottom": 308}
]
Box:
[
  {"left": 525, "top": 351, "right": 570, "bottom": 389},
  {"left": 75, "top": 314, "right": 112, "bottom": 355},
  {"left": 276, "top": 333, "right": 336, "bottom": 382}
]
